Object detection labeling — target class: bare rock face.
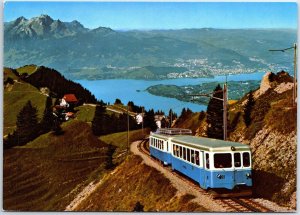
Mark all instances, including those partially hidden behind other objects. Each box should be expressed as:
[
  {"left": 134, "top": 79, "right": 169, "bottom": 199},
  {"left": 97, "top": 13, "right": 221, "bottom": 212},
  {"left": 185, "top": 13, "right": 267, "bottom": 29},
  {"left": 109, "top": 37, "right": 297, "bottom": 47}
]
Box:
[
  {"left": 274, "top": 82, "right": 294, "bottom": 94},
  {"left": 258, "top": 72, "right": 273, "bottom": 96},
  {"left": 248, "top": 126, "right": 296, "bottom": 209},
  {"left": 255, "top": 71, "right": 294, "bottom": 98}
]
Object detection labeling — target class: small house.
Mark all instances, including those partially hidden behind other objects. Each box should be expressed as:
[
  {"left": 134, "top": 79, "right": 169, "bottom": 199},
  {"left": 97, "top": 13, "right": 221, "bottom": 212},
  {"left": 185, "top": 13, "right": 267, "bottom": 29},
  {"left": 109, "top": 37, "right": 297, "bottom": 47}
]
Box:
[{"left": 63, "top": 94, "right": 78, "bottom": 104}]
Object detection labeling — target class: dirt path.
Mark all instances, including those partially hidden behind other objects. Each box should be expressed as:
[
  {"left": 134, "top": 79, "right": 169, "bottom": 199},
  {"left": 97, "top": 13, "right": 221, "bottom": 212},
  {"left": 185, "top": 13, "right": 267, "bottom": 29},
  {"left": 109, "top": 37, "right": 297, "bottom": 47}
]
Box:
[
  {"left": 64, "top": 168, "right": 118, "bottom": 211},
  {"left": 130, "top": 140, "right": 227, "bottom": 212},
  {"left": 64, "top": 181, "right": 102, "bottom": 211}
]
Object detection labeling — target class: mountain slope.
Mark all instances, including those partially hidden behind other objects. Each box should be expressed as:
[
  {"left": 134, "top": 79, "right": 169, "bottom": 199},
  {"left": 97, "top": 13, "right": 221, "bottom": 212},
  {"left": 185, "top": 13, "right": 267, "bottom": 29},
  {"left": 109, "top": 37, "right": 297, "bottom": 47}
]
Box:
[
  {"left": 228, "top": 72, "right": 296, "bottom": 208},
  {"left": 4, "top": 15, "right": 296, "bottom": 79},
  {"left": 4, "top": 14, "right": 88, "bottom": 39},
  {"left": 3, "top": 67, "right": 47, "bottom": 136},
  {"left": 3, "top": 120, "right": 110, "bottom": 211},
  {"left": 175, "top": 71, "right": 296, "bottom": 208}
]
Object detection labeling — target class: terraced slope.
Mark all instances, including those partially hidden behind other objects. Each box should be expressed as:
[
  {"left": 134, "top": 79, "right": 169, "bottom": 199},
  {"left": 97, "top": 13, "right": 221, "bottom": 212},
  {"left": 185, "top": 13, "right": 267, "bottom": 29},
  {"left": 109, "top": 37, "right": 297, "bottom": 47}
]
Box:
[
  {"left": 3, "top": 120, "right": 110, "bottom": 211},
  {"left": 76, "top": 155, "right": 207, "bottom": 212}
]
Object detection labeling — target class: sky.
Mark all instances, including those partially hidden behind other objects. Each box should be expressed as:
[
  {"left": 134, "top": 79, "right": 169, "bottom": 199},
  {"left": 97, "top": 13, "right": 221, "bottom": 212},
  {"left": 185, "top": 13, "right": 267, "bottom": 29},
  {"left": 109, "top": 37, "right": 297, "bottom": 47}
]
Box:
[{"left": 3, "top": 2, "right": 298, "bottom": 30}]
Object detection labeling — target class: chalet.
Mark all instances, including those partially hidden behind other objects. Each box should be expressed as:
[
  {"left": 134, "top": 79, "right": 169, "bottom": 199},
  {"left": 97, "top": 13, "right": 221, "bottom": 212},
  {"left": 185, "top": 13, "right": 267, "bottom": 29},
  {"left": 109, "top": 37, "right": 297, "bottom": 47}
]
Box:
[{"left": 63, "top": 94, "right": 78, "bottom": 104}]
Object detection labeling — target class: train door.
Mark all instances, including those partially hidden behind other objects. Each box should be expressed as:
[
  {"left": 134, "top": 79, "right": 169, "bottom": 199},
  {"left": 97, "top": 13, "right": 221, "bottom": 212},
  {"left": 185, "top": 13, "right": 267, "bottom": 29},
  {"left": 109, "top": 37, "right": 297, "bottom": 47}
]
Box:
[
  {"left": 203, "top": 152, "right": 210, "bottom": 189},
  {"left": 233, "top": 152, "right": 242, "bottom": 184}
]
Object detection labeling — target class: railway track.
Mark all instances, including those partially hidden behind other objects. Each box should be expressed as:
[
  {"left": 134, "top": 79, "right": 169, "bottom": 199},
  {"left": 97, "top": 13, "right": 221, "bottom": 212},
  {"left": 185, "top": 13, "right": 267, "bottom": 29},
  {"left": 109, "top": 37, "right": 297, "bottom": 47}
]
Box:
[{"left": 137, "top": 138, "right": 273, "bottom": 213}]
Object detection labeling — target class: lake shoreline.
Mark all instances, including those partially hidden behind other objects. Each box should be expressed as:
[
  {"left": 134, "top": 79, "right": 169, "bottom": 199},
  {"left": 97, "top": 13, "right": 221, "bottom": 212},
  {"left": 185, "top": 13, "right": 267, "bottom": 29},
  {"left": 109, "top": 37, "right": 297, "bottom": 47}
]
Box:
[{"left": 75, "top": 71, "right": 265, "bottom": 114}]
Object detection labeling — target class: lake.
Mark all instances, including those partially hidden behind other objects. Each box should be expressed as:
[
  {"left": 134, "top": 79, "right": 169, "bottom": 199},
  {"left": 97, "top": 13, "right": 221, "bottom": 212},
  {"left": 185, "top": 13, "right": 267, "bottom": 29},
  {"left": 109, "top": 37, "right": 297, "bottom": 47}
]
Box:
[{"left": 76, "top": 71, "right": 265, "bottom": 114}]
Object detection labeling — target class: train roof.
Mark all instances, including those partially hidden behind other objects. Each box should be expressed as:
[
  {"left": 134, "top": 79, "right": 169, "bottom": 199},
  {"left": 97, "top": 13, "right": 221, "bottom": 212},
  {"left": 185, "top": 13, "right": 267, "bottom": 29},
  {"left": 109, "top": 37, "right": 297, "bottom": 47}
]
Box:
[
  {"left": 155, "top": 128, "right": 192, "bottom": 135},
  {"left": 172, "top": 136, "right": 250, "bottom": 152}
]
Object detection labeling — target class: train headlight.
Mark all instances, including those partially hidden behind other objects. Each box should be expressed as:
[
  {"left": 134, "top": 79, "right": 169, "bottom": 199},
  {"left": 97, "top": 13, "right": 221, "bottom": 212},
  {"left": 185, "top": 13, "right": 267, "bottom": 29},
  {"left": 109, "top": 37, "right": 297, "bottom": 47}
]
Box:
[{"left": 246, "top": 173, "right": 252, "bottom": 179}]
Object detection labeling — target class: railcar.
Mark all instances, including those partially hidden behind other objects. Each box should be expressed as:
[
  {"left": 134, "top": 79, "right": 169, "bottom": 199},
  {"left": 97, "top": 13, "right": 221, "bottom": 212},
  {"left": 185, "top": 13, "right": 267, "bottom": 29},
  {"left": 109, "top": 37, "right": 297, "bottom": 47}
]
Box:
[
  {"left": 149, "top": 128, "right": 192, "bottom": 165},
  {"left": 149, "top": 128, "right": 252, "bottom": 191}
]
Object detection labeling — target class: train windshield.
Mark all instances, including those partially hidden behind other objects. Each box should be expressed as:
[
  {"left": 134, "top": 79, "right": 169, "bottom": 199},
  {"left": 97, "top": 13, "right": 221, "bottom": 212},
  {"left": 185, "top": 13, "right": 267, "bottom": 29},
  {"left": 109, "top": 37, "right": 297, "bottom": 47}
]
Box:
[
  {"left": 243, "top": 152, "right": 250, "bottom": 167},
  {"left": 214, "top": 153, "right": 232, "bottom": 168}
]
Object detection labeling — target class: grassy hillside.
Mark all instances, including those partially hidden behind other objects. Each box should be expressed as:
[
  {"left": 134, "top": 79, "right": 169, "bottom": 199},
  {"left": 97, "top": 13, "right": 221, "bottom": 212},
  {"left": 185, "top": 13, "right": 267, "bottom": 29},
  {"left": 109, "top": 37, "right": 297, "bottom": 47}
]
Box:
[
  {"left": 16, "top": 65, "right": 38, "bottom": 75},
  {"left": 100, "top": 128, "right": 150, "bottom": 165},
  {"left": 4, "top": 68, "right": 47, "bottom": 136},
  {"left": 174, "top": 112, "right": 206, "bottom": 135},
  {"left": 74, "top": 105, "right": 96, "bottom": 123},
  {"left": 4, "top": 67, "right": 19, "bottom": 80},
  {"left": 76, "top": 155, "right": 207, "bottom": 212},
  {"left": 3, "top": 120, "right": 110, "bottom": 211}
]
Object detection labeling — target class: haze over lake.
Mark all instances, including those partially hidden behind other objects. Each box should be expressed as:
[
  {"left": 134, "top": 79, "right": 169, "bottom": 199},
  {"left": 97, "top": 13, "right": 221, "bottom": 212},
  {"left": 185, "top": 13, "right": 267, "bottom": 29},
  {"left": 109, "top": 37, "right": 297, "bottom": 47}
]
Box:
[{"left": 76, "top": 71, "right": 265, "bottom": 114}]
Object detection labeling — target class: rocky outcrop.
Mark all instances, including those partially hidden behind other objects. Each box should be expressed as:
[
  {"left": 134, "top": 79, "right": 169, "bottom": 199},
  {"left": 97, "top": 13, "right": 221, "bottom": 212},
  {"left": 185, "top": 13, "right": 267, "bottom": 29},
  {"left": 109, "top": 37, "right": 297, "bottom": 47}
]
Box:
[
  {"left": 231, "top": 125, "right": 296, "bottom": 209},
  {"left": 257, "top": 72, "right": 273, "bottom": 97},
  {"left": 255, "top": 71, "right": 294, "bottom": 98}
]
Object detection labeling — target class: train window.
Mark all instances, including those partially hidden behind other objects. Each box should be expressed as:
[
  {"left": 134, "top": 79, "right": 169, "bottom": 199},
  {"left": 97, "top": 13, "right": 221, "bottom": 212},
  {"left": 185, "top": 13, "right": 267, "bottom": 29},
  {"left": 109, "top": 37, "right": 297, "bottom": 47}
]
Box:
[
  {"left": 243, "top": 152, "right": 250, "bottom": 167},
  {"left": 214, "top": 153, "right": 232, "bottom": 168},
  {"left": 191, "top": 150, "right": 195, "bottom": 163},
  {"left": 176, "top": 145, "right": 180, "bottom": 157},
  {"left": 173, "top": 145, "right": 176, "bottom": 155},
  {"left": 195, "top": 151, "right": 200, "bottom": 166},
  {"left": 234, "top": 153, "right": 241, "bottom": 167},
  {"left": 179, "top": 146, "right": 182, "bottom": 158},
  {"left": 167, "top": 142, "right": 168, "bottom": 151},
  {"left": 206, "top": 153, "right": 210, "bottom": 169},
  {"left": 183, "top": 147, "right": 186, "bottom": 160},
  {"left": 187, "top": 148, "right": 190, "bottom": 162}
]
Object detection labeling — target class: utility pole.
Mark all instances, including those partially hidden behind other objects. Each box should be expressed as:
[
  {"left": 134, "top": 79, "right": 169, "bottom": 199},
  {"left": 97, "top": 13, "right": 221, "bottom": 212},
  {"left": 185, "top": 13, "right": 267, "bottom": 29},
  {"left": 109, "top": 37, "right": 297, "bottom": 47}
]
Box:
[
  {"left": 127, "top": 105, "right": 130, "bottom": 152},
  {"left": 269, "top": 43, "right": 297, "bottom": 106},
  {"left": 170, "top": 111, "right": 173, "bottom": 128},
  {"left": 223, "top": 83, "right": 228, "bottom": 141},
  {"left": 189, "top": 84, "right": 228, "bottom": 141},
  {"left": 142, "top": 107, "right": 144, "bottom": 135},
  {"left": 293, "top": 43, "right": 297, "bottom": 106}
]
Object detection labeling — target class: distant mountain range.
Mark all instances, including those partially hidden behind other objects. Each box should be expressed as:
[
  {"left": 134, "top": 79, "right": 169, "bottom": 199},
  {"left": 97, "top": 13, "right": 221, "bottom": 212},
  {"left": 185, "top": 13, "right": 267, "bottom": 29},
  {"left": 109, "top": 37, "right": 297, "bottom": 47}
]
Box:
[{"left": 4, "top": 15, "right": 297, "bottom": 80}]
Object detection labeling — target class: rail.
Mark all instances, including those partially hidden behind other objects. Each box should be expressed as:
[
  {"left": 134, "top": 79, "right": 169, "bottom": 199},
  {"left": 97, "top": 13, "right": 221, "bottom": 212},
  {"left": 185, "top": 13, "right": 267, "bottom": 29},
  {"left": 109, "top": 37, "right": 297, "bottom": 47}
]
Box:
[{"left": 137, "top": 139, "right": 273, "bottom": 213}]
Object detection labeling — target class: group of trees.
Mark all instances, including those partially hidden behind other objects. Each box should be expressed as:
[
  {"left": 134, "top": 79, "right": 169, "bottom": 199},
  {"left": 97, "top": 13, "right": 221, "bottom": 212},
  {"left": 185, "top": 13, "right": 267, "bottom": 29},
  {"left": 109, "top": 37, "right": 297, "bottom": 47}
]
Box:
[
  {"left": 92, "top": 105, "right": 140, "bottom": 136},
  {"left": 92, "top": 102, "right": 159, "bottom": 136},
  {"left": 206, "top": 84, "right": 224, "bottom": 139},
  {"left": 4, "top": 97, "right": 62, "bottom": 149},
  {"left": 180, "top": 84, "right": 255, "bottom": 140},
  {"left": 24, "top": 66, "right": 97, "bottom": 104}
]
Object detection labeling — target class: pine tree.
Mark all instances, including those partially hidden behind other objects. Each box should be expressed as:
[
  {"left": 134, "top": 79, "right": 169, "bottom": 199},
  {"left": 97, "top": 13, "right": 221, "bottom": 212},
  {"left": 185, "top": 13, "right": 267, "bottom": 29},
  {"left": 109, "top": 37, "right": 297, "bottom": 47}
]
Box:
[
  {"left": 133, "top": 201, "right": 144, "bottom": 212},
  {"left": 53, "top": 118, "right": 63, "bottom": 135},
  {"left": 168, "top": 109, "right": 174, "bottom": 127},
  {"left": 105, "top": 144, "right": 116, "bottom": 169},
  {"left": 243, "top": 90, "right": 255, "bottom": 127},
  {"left": 92, "top": 105, "right": 112, "bottom": 135},
  {"left": 15, "top": 100, "right": 39, "bottom": 145},
  {"left": 144, "top": 109, "right": 156, "bottom": 131},
  {"left": 206, "top": 84, "right": 224, "bottom": 140},
  {"left": 114, "top": 98, "right": 123, "bottom": 105},
  {"left": 41, "top": 96, "right": 54, "bottom": 133},
  {"left": 198, "top": 111, "right": 206, "bottom": 121}
]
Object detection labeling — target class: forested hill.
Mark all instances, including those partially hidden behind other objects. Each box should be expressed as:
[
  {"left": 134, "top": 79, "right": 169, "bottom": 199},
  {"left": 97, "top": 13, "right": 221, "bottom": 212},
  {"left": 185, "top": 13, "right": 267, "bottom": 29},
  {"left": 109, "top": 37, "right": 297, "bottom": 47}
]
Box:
[{"left": 23, "top": 65, "right": 97, "bottom": 104}]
